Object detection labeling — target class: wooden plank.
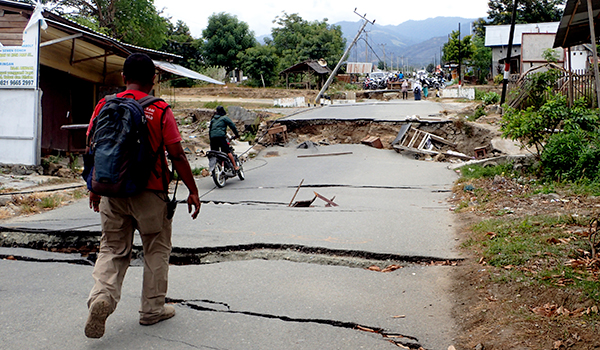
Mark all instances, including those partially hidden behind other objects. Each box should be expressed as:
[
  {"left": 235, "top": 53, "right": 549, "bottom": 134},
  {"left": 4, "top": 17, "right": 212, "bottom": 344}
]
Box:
[
  {"left": 297, "top": 152, "right": 353, "bottom": 158},
  {"left": 0, "top": 14, "right": 29, "bottom": 21},
  {"left": 0, "top": 39, "right": 21, "bottom": 46},
  {"left": 0, "top": 27, "right": 24, "bottom": 33},
  {"left": 391, "top": 123, "right": 411, "bottom": 146},
  {"left": 0, "top": 33, "right": 22, "bottom": 40},
  {"left": 313, "top": 191, "right": 339, "bottom": 207},
  {"left": 0, "top": 22, "right": 27, "bottom": 29},
  {"left": 393, "top": 144, "right": 439, "bottom": 156},
  {"left": 428, "top": 134, "right": 457, "bottom": 147}
]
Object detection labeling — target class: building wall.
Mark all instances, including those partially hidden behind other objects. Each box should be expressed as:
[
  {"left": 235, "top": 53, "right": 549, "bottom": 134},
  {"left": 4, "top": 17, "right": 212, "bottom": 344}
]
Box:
[
  {"left": 0, "top": 8, "right": 27, "bottom": 46},
  {"left": 492, "top": 46, "right": 521, "bottom": 75},
  {"left": 521, "top": 33, "right": 564, "bottom": 73}
]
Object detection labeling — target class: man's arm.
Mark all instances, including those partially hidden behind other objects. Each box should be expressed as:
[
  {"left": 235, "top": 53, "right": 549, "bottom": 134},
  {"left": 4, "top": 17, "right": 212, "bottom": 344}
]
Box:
[
  {"left": 226, "top": 117, "right": 240, "bottom": 138},
  {"left": 165, "top": 142, "right": 201, "bottom": 219}
]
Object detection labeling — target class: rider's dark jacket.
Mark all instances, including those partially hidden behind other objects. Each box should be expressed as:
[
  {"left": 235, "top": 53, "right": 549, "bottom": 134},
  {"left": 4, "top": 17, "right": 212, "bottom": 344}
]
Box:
[{"left": 209, "top": 113, "right": 239, "bottom": 139}]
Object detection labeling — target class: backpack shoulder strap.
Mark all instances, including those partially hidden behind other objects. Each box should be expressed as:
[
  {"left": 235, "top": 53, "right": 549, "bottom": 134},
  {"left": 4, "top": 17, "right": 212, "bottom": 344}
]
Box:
[
  {"left": 137, "top": 95, "right": 165, "bottom": 108},
  {"left": 103, "top": 94, "right": 117, "bottom": 102}
]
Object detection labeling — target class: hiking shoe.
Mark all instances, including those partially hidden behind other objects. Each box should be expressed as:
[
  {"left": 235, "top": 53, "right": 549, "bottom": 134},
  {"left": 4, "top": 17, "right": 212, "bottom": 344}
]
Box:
[
  {"left": 85, "top": 298, "right": 111, "bottom": 339},
  {"left": 139, "top": 305, "right": 176, "bottom": 326}
]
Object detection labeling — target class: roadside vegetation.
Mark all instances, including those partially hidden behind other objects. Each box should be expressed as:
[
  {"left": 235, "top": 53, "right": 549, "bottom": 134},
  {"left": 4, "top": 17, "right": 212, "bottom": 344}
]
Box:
[{"left": 452, "top": 66, "right": 600, "bottom": 349}]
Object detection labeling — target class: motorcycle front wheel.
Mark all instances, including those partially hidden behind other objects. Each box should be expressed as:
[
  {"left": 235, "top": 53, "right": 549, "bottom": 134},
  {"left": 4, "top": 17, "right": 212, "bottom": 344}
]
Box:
[
  {"left": 212, "top": 162, "right": 226, "bottom": 188},
  {"left": 237, "top": 165, "right": 245, "bottom": 181}
]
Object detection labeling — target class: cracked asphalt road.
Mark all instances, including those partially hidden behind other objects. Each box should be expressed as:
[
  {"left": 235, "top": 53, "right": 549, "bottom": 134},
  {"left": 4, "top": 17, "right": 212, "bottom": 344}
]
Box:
[{"left": 1, "top": 140, "right": 460, "bottom": 349}]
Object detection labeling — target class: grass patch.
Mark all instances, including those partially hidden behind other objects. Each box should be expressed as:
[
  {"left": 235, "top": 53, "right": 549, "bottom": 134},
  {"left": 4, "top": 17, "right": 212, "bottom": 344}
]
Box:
[
  {"left": 458, "top": 163, "right": 516, "bottom": 179},
  {"left": 468, "top": 214, "right": 600, "bottom": 304},
  {"left": 39, "top": 195, "right": 62, "bottom": 209},
  {"left": 191, "top": 167, "right": 205, "bottom": 176}
]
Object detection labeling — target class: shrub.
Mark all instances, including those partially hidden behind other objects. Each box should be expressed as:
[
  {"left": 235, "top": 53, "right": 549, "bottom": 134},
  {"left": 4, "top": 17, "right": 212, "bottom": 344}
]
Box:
[
  {"left": 493, "top": 74, "right": 503, "bottom": 85},
  {"left": 541, "top": 130, "right": 600, "bottom": 181},
  {"left": 482, "top": 91, "right": 500, "bottom": 105}
]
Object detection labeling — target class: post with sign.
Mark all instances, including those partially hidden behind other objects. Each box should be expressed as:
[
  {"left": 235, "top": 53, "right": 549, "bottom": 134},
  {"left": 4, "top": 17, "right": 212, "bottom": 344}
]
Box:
[{"left": 0, "top": 11, "right": 43, "bottom": 165}]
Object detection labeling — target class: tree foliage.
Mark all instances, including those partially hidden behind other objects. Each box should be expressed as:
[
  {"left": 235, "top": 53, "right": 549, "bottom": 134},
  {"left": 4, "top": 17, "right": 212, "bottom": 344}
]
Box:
[
  {"left": 487, "top": 0, "right": 565, "bottom": 25},
  {"left": 41, "top": 0, "right": 168, "bottom": 49},
  {"left": 471, "top": 36, "right": 492, "bottom": 84},
  {"left": 160, "top": 20, "right": 204, "bottom": 87},
  {"left": 202, "top": 12, "right": 256, "bottom": 75},
  {"left": 269, "top": 13, "right": 346, "bottom": 72},
  {"left": 442, "top": 30, "right": 475, "bottom": 64},
  {"left": 237, "top": 45, "right": 279, "bottom": 87}
]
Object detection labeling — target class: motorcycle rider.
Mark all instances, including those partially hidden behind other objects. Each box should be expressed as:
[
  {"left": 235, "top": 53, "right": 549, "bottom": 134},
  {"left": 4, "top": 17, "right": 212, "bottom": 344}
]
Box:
[{"left": 209, "top": 106, "right": 240, "bottom": 171}]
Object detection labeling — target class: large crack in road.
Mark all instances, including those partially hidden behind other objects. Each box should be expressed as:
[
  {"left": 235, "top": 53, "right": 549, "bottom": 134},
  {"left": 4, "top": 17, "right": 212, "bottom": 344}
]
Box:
[
  {"left": 1, "top": 227, "right": 461, "bottom": 270},
  {"left": 166, "top": 297, "right": 425, "bottom": 349},
  {"left": 1, "top": 231, "right": 455, "bottom": 350}
]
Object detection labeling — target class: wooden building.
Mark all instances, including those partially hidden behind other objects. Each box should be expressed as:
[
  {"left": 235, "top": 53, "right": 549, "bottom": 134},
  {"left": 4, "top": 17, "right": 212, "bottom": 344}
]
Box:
[{"left": 0, "top": 0, "right": 221, "bottom": 164}]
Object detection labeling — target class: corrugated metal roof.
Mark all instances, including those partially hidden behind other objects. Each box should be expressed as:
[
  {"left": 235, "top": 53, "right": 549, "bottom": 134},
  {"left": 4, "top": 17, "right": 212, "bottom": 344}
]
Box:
[
  {"left": 485, "top": 22, "right": 560, "bottom": 47},
  {"left": 554, "top": 0, "right": 600, "bottom": 48},
  {"left": 153, "top": 61, "right": 224, "bottom": 85},
  {"left": 280, "top": 60, "right": 332, "bottom": 75},
  {"left": 0, "top": 0, "right": 179, "bottom": 60}
]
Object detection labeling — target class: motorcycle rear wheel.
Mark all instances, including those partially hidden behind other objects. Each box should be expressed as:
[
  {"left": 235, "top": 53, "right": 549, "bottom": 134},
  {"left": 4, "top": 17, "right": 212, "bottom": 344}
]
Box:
[{"left": 212, "top": 163, "right": 226, "bottom": 188}]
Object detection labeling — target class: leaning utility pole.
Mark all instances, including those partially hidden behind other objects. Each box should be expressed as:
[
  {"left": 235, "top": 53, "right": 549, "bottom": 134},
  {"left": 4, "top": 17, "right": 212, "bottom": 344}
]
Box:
[
  {"left": 315, "top": 9, "right": 374, "bottom": 104},
  {"left": 500, "top": 0, "right": 519, "bottom": 105}
]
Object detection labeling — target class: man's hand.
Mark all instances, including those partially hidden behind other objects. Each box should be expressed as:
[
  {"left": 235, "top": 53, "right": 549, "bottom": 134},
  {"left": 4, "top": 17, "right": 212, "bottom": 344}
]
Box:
[
  {"left": 187, "top": 193, "right": 201, "bottom": 219},
  {"left": 89, "top": 192, "right": 101, "bottom": 212}
]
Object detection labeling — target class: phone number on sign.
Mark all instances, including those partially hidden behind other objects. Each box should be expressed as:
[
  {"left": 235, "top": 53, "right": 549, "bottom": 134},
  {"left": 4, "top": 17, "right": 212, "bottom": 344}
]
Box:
[{"left": 0, "top": 79, "right": 34, "bottom": 86}]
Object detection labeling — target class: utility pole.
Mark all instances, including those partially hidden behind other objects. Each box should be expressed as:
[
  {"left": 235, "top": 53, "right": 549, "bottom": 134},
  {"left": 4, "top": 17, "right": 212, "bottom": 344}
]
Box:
[
  {"left": 500, "top": 0, "right": 519, "bottom": 105},
  {"left": 315, "top": 9, "right": 375, "bottom": 104},
  {"left": 458, "top": 22, "right": 462, "bottom": 87},
  {"left": 365, "top": 30, "right": 369, "bottom": 63},
  {"left": 381, "top": 43, "right": 387, "bottom": 70}
]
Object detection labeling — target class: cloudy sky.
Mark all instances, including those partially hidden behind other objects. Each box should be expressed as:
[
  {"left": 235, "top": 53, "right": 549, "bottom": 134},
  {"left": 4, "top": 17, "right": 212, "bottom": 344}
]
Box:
[{"left": 153, "top": 0, "right": 490, "bottom": 38}]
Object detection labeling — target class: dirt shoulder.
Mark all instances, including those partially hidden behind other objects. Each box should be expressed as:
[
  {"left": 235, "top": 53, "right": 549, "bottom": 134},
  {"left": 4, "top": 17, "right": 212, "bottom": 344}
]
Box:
[{"left": 449, "top": 175, "right": 600, "bottom": 350}]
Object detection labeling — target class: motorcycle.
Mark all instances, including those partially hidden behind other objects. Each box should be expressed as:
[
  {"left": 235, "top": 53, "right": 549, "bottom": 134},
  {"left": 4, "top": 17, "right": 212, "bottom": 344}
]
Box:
[{"left": 207, "top": 138, "right": 245, "bottom": 188}]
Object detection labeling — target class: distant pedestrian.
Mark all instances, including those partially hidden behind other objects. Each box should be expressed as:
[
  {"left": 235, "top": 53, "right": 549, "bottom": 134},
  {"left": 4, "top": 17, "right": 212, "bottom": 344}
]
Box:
[
  {"left": 413, "top": 83, "right": 422, "bottom": 101},
  {"left": 401, "top": 79, "right": 408, "bottom": 99},
  {"left": 423, "top": 84, "right": 428, "bottom": 99}
]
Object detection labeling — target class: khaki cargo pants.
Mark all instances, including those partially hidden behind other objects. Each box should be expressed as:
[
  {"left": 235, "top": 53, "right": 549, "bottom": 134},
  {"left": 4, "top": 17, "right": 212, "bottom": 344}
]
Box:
[{"left": 87, "top": 190, "right": 172, "bottom": 320}]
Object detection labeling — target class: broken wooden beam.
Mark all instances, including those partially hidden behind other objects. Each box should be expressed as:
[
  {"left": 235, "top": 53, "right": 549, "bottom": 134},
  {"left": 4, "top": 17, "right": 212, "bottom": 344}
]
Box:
[{"left": 297, "top": 152, "right": 353, "bottom": 158}]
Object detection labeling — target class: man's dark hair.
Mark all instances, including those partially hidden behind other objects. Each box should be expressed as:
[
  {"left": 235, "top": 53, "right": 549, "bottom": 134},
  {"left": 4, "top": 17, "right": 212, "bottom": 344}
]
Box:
[
  {"left": 123, "top": 53, "right": 155, "bottom": 86},
  {"left": 216, "top": 106, "right": 226, "bottom": 116}
]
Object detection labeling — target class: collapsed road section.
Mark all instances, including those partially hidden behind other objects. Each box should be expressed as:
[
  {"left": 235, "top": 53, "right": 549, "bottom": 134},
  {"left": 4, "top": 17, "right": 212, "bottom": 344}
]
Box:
[{"left": 271, "top": 118, "right": 499, "bottom": 161}]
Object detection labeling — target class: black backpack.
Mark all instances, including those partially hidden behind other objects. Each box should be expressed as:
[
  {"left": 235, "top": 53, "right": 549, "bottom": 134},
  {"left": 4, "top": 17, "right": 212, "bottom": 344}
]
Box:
[{"left": 83, "top": 94, "right": 165, "bottom": 197}]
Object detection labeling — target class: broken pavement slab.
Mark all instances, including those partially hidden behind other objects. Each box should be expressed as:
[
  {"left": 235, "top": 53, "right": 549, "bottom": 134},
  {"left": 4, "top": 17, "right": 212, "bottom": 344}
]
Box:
[
  {"left": 0, "top": 256, "right": 455, "bottom": 349},
  {"left": 1, "top": 144, "right": 461, "bottom": 349}
]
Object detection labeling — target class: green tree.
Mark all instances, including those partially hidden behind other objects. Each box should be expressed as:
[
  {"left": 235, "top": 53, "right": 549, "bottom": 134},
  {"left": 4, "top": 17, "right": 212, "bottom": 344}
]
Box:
[
  {"left": 269, "top": 13, "right": 346, "bottom": 72},
  {"left": 202, "top": 12, "right": 256, "bottom": 76},
  {"left": 41, "top": 0, "right": 168, "bottom": 49},
  {"left": 237, "top": 45, "right": 279, "bottom": 87},
  {"left": 442, "top": 30, "right": 475, "bottom": 64},
  {"left": 487, "top": 0, "right": 565, "bottom": 25},
  {"left": 160, "top": 20, "right": 204, "bottom": 87},
  {"left": 470, "top": 36, "right": 492, "bottom": 84},
  {"left": 472, "top": 18, "right": 488, "bottom": 39}
]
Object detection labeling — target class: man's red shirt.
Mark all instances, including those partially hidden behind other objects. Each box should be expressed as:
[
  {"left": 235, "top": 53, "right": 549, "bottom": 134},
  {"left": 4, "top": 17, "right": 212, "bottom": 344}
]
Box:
[{"left": 86, "top": 90, "right": 182, "bottom": 192}]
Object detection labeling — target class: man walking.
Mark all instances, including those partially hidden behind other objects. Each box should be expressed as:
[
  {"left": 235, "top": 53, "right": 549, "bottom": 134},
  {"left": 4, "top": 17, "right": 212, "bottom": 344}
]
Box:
[{"left": 84, "top": 53, "right": 201, "bottom": 339}]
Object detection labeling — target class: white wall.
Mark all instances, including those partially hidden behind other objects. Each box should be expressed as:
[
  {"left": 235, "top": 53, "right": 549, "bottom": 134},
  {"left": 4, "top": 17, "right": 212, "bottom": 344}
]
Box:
[{"left": 0, "top": 89, "right": 41, "bottom": 165}]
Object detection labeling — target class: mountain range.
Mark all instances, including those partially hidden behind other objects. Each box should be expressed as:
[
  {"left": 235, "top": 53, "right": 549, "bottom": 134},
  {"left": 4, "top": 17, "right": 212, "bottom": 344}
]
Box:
[
  {"left": 336, "top": 17, "right": 478, "bottom": 69},
  {"left": 259, "top": 17, "right": 480, "bottom": 70}
]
